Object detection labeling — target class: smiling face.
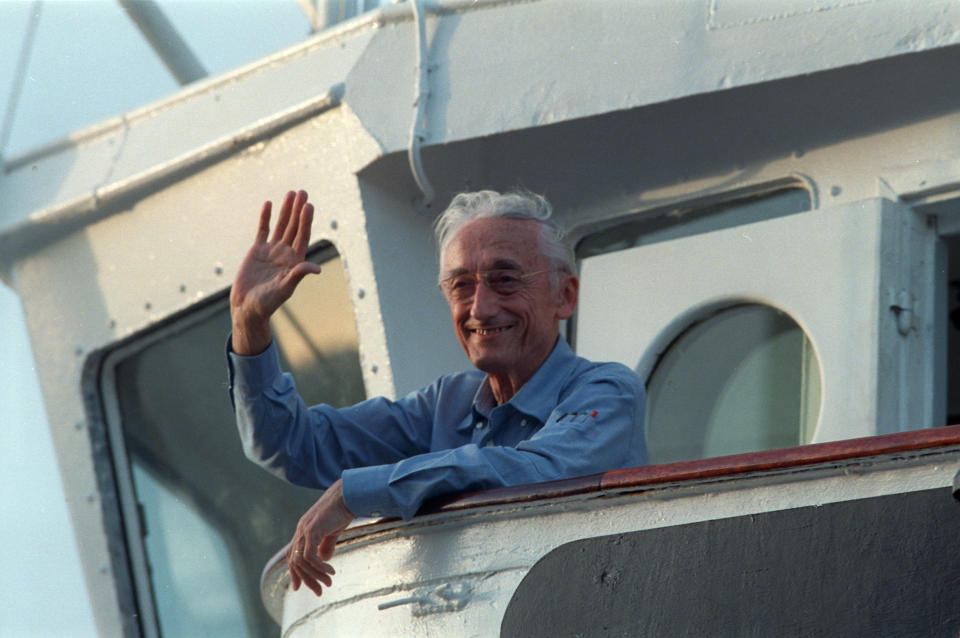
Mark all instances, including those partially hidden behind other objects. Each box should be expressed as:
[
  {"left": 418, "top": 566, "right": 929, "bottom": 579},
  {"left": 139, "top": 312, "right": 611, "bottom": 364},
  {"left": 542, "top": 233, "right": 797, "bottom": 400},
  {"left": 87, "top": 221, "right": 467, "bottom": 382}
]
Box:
[{"left": 441, "top": 217, "right": 578, "bottom": 401}]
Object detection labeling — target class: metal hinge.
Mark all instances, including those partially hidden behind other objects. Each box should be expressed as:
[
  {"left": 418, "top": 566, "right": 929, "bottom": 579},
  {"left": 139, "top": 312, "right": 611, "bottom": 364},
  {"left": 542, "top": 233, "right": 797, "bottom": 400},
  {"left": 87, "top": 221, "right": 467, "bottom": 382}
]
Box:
[{"left": 888, "top": 288, "right": 915, "bottom": 336}]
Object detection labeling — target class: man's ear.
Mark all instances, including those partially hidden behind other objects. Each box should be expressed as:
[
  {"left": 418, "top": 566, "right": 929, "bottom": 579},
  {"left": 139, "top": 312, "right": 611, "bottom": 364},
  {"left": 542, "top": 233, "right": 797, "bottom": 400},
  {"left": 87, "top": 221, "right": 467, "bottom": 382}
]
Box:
[{"left": 556, "top": 274, "right": 579, "bottom": 321}]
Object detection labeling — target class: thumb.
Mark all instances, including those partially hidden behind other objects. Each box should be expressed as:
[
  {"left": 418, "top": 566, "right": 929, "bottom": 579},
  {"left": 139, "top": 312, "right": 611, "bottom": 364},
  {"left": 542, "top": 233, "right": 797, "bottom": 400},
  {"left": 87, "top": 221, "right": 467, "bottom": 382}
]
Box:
[
  {"left": 283, "top": 261, "right": 323, "bottom": 291},
  {"left": 318, "top": 533, "right": 340, "bottom": 561}
]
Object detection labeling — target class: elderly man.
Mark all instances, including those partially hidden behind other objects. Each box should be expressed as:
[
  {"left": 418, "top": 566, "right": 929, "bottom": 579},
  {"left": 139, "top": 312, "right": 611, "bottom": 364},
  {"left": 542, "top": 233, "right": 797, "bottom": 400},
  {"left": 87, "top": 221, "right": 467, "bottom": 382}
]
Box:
[{"left": 227, "top": 189, "right": 646, "bottom": 596}]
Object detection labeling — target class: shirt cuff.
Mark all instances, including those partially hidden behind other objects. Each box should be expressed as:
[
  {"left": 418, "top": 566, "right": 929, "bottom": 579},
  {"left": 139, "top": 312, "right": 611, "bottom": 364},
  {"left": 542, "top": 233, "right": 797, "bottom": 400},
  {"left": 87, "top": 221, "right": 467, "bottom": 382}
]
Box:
[
  {"left": 226, "top": 334, "right": 283, "bottom": 397},
  {"left": 341, "top": 464, "right": 401, "bottom": 520}
]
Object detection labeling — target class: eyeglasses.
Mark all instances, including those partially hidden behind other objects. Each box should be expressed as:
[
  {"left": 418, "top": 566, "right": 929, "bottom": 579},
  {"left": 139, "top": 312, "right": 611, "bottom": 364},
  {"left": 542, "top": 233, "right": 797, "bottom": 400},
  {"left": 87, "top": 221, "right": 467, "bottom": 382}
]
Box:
[{"left": 439, "top": 269, "right": 552, "bottom": 302}]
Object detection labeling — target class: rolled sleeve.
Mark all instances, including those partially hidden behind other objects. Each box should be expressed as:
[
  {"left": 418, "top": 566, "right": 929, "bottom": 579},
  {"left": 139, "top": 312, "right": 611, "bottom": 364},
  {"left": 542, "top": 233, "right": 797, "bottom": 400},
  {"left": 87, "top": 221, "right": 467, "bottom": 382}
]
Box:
[{"left": 227, "top": 333, "right": 442, "bottom": 491}]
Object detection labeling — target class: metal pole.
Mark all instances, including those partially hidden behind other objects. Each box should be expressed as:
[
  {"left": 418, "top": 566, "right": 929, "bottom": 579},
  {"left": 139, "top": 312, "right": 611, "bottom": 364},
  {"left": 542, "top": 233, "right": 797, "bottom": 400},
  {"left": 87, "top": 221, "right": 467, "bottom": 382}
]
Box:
[
  {"left": 118, "top": 0, "right": 207, "bottom": 86},
  {"left": 1, "top": 0, "right": 43, "bottom": 160}
]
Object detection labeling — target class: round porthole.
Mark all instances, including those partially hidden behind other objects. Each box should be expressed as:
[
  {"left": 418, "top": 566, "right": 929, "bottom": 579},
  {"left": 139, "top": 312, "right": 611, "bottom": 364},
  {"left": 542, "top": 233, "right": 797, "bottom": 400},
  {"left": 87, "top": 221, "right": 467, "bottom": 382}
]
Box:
[{"left": 646, "top": 304, "right": 821, "bottom": 464}]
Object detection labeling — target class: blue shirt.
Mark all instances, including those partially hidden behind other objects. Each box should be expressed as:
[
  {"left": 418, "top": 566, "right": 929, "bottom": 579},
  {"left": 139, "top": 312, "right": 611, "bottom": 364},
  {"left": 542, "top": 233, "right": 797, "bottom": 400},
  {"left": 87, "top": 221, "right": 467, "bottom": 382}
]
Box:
[{"left": 227, "top": 337, "right": 647, "bottom": 520}]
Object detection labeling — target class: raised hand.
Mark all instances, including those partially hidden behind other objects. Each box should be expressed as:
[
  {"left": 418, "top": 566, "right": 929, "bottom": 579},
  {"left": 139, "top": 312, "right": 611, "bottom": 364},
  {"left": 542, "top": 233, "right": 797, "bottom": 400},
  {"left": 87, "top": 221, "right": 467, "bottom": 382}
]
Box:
[
  {"left": 230, "top": 190, "right": 322, "bottom": 355},
  {"left": 287, "top": 479, "right": 356, "bottom": 597}
]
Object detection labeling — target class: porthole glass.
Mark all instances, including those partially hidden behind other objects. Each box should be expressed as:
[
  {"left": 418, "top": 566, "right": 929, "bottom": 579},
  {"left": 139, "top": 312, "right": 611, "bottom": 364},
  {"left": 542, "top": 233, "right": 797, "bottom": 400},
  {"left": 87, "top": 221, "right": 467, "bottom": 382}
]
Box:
[{"left": 646, "top": 304, "right": 821, "bottom": 464}]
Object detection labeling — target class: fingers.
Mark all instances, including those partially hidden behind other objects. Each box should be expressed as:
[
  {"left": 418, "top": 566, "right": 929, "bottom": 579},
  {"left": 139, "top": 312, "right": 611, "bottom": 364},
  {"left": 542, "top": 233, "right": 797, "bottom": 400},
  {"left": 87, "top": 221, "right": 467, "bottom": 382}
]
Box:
[
  {"left": 266, "top": 190, "right": 313, "bottom": 253},
  {"left": 289, "top": 563, "right": 302, "bottom": 591},
  {"left": 255, "top": 201, "right": 271, "bottom": 244},
  {"left": 285, "top": 480, "right": 353, "bottom": 597},
  {"left": 292, "top": 202, "right": 314, "bottom": 255},
  {"left": 292, "top": 564, "right": 327, "bottom": 597},
  {"left": 287, "top": 545, "right": 336, "bottom": 597},
  {"left": 299, "top": 557, "right": 335, "bottom": 587},
  {"left": 283, "top": 190, "right": 309, "bottom": 246},
  {"left": 271, "top": 191, "right": 297, "bottom": 243},
  {"left": 318, "top": 533, "right": 340, "bottom": 561}
]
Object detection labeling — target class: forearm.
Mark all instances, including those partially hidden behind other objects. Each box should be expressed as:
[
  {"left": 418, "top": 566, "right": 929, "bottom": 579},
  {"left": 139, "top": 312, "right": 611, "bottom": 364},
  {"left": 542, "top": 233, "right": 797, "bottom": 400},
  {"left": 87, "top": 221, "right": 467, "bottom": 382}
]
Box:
[
  {"left": 341, "top": 427, "right": 635, "bottom": 521},
  {"left": 228, "top": 338, "right": 437, "bottom": 487},
  {"left": 230, "top": 312, "right": 272, "bottom": 356},
  {"left": 228, "top": 337, "right": 340, "bottom": 487},
  {"left": 341, "top": 372, "right": 647, "bottom": 521}
]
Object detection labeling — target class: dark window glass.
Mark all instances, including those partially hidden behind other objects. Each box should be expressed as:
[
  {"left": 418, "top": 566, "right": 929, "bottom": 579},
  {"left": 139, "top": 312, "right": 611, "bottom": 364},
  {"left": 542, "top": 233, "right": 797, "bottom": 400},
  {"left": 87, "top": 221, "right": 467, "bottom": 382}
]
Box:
[{"left": 111, "top": 247, "right": 364, "bottom": 637}]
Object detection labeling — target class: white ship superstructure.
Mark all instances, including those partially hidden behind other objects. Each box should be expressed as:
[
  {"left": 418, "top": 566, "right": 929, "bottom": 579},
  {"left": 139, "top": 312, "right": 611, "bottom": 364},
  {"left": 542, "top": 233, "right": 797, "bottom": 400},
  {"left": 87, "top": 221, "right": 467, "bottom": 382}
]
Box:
[{"left": 3, "top": 1, "right": 960, "bottom": 635}]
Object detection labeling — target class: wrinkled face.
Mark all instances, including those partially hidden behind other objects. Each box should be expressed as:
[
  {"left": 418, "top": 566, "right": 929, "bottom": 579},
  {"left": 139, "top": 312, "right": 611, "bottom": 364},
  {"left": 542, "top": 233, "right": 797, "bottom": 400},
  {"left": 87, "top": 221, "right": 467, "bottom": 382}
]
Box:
[{"left": 440, "top": 217, "right": 577, "bottom": 385}]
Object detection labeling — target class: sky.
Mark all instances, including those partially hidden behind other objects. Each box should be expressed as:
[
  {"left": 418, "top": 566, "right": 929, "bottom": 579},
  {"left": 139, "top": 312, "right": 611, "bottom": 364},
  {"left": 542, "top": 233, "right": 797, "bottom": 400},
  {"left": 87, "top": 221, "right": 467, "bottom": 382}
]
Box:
[{"left": 0, "top": 1, "right": 318, "bottom": 635}]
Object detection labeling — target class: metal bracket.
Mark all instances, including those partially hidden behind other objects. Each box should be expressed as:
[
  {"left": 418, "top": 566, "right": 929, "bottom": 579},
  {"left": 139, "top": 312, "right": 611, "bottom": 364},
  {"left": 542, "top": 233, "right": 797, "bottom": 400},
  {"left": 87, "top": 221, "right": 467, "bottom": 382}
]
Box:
[
  {"left": 378, "top": 581, "right": 473, "bottom": 616},
  {"left": 889, "top": 288, "right": 915, "bottom": 336}
]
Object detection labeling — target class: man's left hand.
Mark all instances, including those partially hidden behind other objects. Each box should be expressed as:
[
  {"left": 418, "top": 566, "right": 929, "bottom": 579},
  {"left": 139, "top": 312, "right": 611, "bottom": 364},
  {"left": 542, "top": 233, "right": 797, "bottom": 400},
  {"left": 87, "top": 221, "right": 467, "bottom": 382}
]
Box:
[{"left": 287, "top": 478, "right": 356, "bottom": 597}]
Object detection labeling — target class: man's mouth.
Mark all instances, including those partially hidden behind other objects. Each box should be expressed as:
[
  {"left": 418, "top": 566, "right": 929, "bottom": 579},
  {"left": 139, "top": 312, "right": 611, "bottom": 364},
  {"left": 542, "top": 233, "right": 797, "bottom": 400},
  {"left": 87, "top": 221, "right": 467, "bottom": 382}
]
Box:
[{"left": 471, "top": 326, "right": 512, "bottom": 336}]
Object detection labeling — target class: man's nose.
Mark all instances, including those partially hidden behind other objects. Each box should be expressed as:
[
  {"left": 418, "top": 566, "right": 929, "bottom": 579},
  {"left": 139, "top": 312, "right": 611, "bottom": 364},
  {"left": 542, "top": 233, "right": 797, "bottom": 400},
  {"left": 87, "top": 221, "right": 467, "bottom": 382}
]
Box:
[{"left": 470, "top": 278, "right": 499, "bottom": 319}]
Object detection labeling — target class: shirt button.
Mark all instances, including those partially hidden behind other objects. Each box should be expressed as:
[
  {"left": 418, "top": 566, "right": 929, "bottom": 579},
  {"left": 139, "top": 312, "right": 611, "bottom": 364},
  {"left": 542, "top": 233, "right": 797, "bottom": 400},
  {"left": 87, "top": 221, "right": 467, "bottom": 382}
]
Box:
[
  {"left": 520, "top": 419, "right": 528, "bottom": 427},
  {"left": 475, "top": 420, "right": 486, "bottom": 430}
]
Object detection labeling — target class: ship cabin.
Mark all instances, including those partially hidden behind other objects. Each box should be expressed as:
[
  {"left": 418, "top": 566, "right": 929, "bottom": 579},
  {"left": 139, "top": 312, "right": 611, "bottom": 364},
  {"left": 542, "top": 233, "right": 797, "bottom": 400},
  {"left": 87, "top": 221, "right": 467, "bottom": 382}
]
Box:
[{"left": 3, "top": 1, "right": 960, "bottom": 636}]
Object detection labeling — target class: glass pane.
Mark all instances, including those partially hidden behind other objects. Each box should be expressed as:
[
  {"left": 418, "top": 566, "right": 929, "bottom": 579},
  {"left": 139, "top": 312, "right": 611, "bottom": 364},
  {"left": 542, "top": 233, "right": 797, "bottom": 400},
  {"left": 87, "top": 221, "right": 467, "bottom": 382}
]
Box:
[
  {"left": 132, "top": 463, "right": 247, "bottom": 637},
  {"left": 577, "top": 188, "right": 811, "bottom": 259},
  {"left": 113, "top": 248, "right": 364, "bottom": 636},
  {"left": 646, "top": 304, "right": 821, "bottom": 464}
]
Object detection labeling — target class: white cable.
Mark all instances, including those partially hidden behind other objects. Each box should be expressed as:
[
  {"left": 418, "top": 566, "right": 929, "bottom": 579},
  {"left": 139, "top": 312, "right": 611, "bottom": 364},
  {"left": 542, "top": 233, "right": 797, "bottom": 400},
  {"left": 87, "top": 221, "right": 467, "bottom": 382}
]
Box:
[{"left": 407, "top": 0, "right": 435, "bottom": 206}]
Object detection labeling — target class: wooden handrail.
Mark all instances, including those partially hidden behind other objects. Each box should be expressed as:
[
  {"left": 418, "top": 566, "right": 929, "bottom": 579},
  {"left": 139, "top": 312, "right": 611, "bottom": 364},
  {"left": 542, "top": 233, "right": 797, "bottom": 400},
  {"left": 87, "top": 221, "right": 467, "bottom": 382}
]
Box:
[{"left": 430, "top": 424, "right": 960, "bottom": 512}]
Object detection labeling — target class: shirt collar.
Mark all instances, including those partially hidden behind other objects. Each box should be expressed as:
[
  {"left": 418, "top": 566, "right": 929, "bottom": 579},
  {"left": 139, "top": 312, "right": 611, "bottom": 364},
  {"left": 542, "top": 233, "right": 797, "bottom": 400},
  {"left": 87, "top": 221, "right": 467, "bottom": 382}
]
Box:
[{"left": 469, "top": 337, "right": 577, "bottom": 423}]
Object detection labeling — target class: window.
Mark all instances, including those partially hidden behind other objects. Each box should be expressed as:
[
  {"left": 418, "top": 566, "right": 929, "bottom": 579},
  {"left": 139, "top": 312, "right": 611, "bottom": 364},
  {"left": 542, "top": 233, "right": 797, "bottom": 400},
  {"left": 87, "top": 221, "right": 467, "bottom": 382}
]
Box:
[
  {"left": 574, "top": 186, "right": 820, "bottom": 463},
  {"left": 645, "top": 304, "right": 820, "bottom": 464},
  {"left": 104, "top": 246, "right": 364, "bottom": 637}
]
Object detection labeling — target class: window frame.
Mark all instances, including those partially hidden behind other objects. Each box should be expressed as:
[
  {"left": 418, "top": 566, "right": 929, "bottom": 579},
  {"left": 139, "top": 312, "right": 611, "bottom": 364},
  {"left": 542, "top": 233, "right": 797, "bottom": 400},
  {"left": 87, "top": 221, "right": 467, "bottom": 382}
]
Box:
[{"left": 96, "top": 241, "right": 350, "bottom": 638}]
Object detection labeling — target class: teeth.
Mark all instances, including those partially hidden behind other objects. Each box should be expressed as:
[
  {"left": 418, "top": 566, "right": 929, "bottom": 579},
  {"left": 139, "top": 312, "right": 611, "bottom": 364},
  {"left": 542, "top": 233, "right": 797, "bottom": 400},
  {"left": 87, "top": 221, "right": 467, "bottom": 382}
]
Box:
[{"left": 475, "top": 327, "right": 508, "bottom": 335}]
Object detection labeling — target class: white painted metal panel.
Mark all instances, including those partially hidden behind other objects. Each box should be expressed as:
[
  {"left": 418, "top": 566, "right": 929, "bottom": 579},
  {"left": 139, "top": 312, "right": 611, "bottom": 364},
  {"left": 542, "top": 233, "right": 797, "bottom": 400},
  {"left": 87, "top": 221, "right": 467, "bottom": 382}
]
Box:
[
  {"left": 268, "top": 447, "right": 960, "bottom": 635},
  {"left": 576, "top": 198, "right": 937, "bottom": 442}
]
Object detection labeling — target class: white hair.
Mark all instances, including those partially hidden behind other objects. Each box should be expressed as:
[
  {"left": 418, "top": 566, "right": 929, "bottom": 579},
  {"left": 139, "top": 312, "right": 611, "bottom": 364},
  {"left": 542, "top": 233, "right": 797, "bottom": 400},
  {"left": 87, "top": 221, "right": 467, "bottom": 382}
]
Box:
[{"left": 433, "top": 190, "right": 576, "bottom": 284}]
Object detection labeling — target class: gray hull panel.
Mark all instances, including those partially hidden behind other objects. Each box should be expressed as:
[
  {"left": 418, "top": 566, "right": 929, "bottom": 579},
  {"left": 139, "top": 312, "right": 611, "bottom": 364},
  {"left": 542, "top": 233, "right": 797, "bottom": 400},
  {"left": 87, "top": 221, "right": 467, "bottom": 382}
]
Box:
[{"left": 503, "top": 487, "right": 960, "bottom": 637}]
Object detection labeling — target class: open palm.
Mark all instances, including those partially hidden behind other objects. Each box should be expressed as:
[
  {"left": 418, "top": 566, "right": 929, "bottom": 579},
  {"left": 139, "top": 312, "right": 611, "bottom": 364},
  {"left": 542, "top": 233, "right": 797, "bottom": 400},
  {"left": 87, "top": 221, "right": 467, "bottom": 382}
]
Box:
[{"left": 230, "top": 190, "right": 322, "bottom": 354}]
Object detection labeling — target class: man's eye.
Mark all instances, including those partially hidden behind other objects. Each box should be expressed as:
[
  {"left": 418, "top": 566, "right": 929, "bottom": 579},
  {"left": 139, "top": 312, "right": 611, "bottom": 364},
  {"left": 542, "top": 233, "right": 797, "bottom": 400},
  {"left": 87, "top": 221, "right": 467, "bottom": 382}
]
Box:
[
  {"left": 491, "top": 273, "right": 521, "bottom": 286},
  {"left": 451, "top": 278, "right": 472, "bottom": 290}
]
